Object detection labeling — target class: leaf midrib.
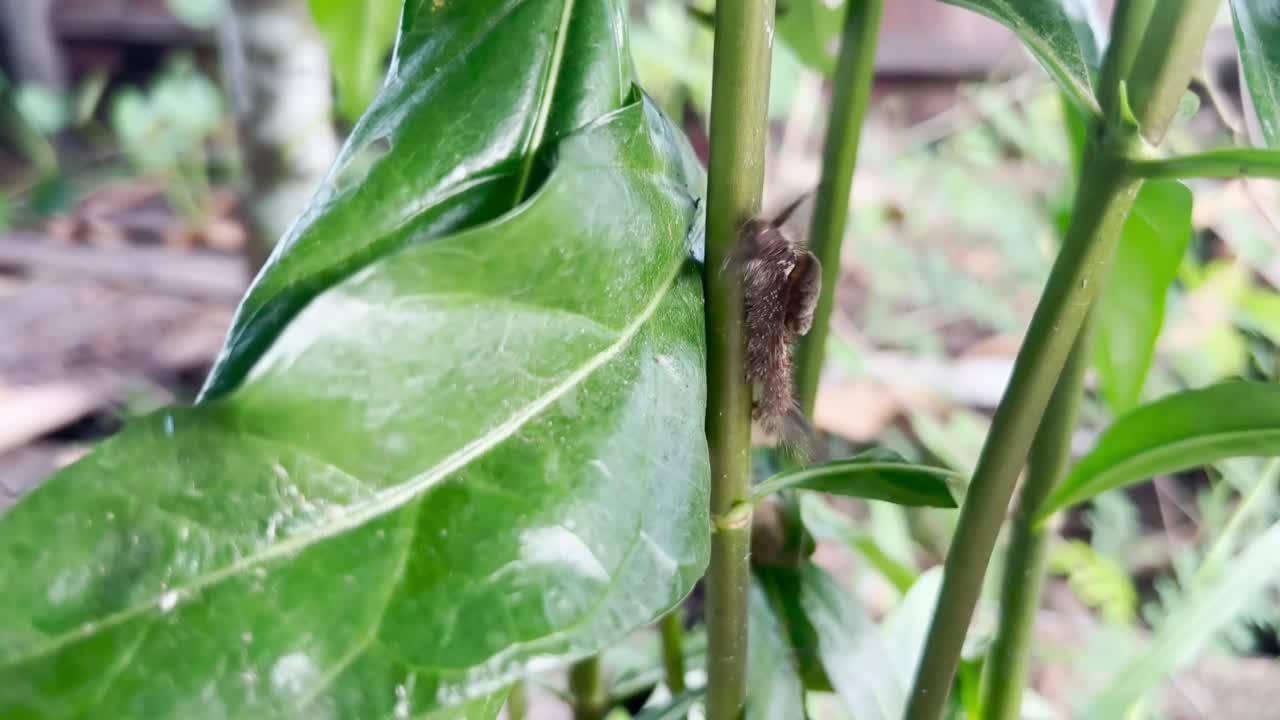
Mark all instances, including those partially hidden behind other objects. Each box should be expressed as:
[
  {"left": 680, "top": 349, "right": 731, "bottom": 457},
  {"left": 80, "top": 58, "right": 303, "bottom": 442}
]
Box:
[{"left": 2, "top": 256, "right": 686, "bottom": 668}]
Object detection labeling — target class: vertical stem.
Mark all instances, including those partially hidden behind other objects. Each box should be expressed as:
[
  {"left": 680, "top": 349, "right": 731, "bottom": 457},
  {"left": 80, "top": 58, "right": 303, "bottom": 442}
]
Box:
[
  {"left": 904, "top": 4, "right": 1219, "bottom": 717},
  {"left": 660, "top": 609, "right": 688, "bottom": 694},
  {"left": 793, "top": 0, "right": 883, "bottom": 416},
  {"left": 569, "top": 655, "right": 607, "bottom": 720},
  {"left": 979, "top": 322, "right": 1091, "bottom": 720},
  {"left": 506, "top": 680, "right": 528, "bottom": 720},
  {"left": 702, "top": 1, "right": 776, "bottom": 718}
]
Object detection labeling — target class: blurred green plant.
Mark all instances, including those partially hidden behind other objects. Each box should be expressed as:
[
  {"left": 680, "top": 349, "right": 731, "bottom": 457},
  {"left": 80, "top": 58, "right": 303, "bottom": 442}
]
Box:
[
  {"left": 110, "top": 57, "right": 225, "bottom": 224},
  {"left": 307, "top": 0, "right": 401, "bottom": 123}
]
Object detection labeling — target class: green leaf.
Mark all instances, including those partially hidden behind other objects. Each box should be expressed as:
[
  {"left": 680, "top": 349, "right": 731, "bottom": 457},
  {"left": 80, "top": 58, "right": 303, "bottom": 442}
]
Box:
[
  {"left": 1039, "top": 381, "right": 1280, "bottom": 519},
  {"left": 751, "top": 448, "right": 961, "bottom": 508},
  {"left": 800, "top": 564, "right": 904, "bottom": 720},
  {"left": 1092, "top": 180, "right": 1193, "bottom": 413},
  {"left": 635, "top": 689, "right": 705, "bottom": 720},
  {"left": 203, "top": 0, "right": 650, "bottom": 399},
  {"left": 798, "top": 494, "right": 918, "bottom": 594},
  {"left": 748, "top": 578, "right": 806, "bottom": 720},
  {"left": 1086, "top": 521, "right": 1280, "bottom": 716},
  {"left": 775, "top": 0, "right": 844, "bottom": 76},
  {"left": 308, "top": 0, "right": 403, "bottom": 123},
  {"left": 0, "top": 1, "right": 711, "bottom": 717},
  {"left": 1230, "top": 0, "right": 1280, "bottom": 147},
  {"left": 878, "top": 568, "right": 943, "bottom": 692},
  {"left": 941, "top": 0, "right": 1103, "bottom": 114}
]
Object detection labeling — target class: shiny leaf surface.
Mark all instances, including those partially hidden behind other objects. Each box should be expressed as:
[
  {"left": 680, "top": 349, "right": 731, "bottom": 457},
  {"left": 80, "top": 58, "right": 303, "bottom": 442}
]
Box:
[
  {"left": 1092, "top": 180, "right": 1192, "bottom": 413},
  {"left": 0, "top": 1, "right": 711, "bottom": 717},
  {"left": 941, "top": 0, "right": 1102, "bottom": 114},
  {"left": 747, "top": 578, "right": 806, "bottom": 720},
  {"left": 308, "top": 0, "right": 402, "bottom": 122},
  {"left": 1039, "top": 382, "right": 1280, "bottom": 518},
  {"left": 800, "top": 564, "right": 904, "bottom": 720},
  {"left": 1230, "top": 0, "right": 1280, "bottom": 146},
  {"left": 751, "top": 449, "right": 961, "bottom": 508},
  {"left": 202, "top": 0, "right": 644, "bottom": 398}
]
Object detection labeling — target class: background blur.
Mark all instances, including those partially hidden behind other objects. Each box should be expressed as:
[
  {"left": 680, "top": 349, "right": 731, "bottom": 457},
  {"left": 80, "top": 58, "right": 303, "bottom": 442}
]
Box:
[{"left": 2, "top": 2, "right": 1277, "bottom": 717}]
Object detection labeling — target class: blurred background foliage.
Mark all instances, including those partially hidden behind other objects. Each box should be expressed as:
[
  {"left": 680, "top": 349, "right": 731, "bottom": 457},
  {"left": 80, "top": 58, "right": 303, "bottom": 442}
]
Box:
[{"left": 1, "top": 0, "right": 1278, "bottom": 717}]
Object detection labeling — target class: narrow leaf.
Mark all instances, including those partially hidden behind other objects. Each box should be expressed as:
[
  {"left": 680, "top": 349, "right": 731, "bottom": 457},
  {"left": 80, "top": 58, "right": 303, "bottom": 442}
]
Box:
[
  {"left": 308, "top": 0, "right": 402, "bottom": 122},
  {"left": 747, "top": 578, "right": 807, "bottom": 720},
  {"left": 941, "top": 0, "right": 1103, "bottom": 114},
  {"left": 1092, "top": 180, "right": 1192, "bottom": 413},
  {"left": 1230, "top": 0, "right": 1280, "bottom": 147},
  {"left": 1040, "top": 381, "right": 1280, "bottom": 519},
  {"left": 800, "top": 564, "right": 905, "bottom": 720},
  {"left": 878, "top": 568, "right": 944, "bottom": 691},
  {"left": 1086, "top": 521, "right": 1280, "bottom": 716},
  {"left": 0, "top": 2, "right": 711, "bottom": 717},
  {"left": 752, "top": 448, "right": 961, "bottom": 508},
  {"left": 799, "top": 494, "right": 918, "bottom": 594}
]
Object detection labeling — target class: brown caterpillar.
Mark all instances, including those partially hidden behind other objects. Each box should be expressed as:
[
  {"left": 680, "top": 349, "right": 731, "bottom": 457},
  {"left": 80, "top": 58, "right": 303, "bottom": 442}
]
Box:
[{"left": 736, "top": 195, "right": 822, "bottom": 435}]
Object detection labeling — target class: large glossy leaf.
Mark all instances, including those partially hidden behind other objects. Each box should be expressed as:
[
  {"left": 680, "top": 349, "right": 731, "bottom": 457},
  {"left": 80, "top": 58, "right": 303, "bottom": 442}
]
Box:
[
  {"left": 1230, "top": 0, "right": 1280, "bottom": 147},
  {"left": 0, "top": 1, "right": 711, "bottom": 717},
  {"left": 1087, "top": 521, "right": 1280, "bottom": 716},
  {"left": 799, "top": 564, "right": 904, "bottom": 720},
  {"left": 941, "top": 0, "right": 1103, "bottom": 114},
  {"left": 202, "top": 0, "right": 644, "bottom": 399},
  {"left": 308, "top": 0, "right": 402, "bottom": 123},
  {"left": 1092, "top": 180, "right": 1193, "bottom": 413},
  {"left": 1039, "top": 381, "right": 1280, "bottom": 518},
  {"left": 747, "top": 579, "right": 806, "bottom": 720},
  {"left": 751, "top": 448, "right": 961, "bottom": 508}
]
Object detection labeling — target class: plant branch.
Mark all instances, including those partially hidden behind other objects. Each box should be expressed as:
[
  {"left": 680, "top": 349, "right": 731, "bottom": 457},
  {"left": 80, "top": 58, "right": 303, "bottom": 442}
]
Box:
[
  {"left": 1097, "top": 0, "right": 1158, "bottom": 119},
  {"left": 793, "top": 0, "right": 883, "bottom": 416},
  {"left": 569, "top": 655, "right": 607, "bottom": 720},
  {"left": 1131, "top": 148, "right": 1280, "bottom": 179},
  {"left": 904, "top": 4, "right": 1220, "bottom": 716},
  {"left": 702, "top": 0, "right": 776, "bottom": 718},
  {"left": 979, "top": 321, "right": 1092, "bottom": 720},
  {"left": 660, "top": 609, "right": 687, "bottom": 694}
]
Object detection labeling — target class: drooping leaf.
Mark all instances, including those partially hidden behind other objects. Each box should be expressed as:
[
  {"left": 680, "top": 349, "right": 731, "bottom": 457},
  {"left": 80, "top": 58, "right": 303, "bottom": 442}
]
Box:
[
  {"left": 308, "top": 0, "right": 403, "bottom": 123},
  {"left": 1086, "top": 521, "right": 1280, "bottom": 716},
  {"left": 202, "top": 0, "right": 649, "bottom": 399},
  {"left": 775, "top": 0, "right": 845, "bottom": 76},
  {"left": 1039, "top": 381, "right": 1280, "bottom": 519},
  {"left": 747, "top": 578, "right": 807, "bottom": 720},
  {"left": 1230, "top": 0, "right": 1280, "bottom": 147},
  {"left": 0, "top": 2, "right": 711, "bottom": 717},
  {"left": 1092, "top": 180, "right": 1193, "bottom": 413},
  {"left": 799, "top": 564, "right": 904, "bottom": 720},
  {"left": 941, "top": 0, "right": 1103, "bottom": 114},
  {"left": 752, "top": 448, "right": 961, "bottom": 508}
]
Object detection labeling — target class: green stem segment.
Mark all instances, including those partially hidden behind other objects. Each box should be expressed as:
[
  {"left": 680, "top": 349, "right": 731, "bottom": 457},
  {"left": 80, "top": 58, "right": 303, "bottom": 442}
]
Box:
[
  {"left": 904, "top": 3, "right": 1220, "bottom": 717},
  {"left": 794, "top": 0, "right": 883, "bottom": 416},
  {"left": 660, "top": 609, "right": 687, "bottom": 694},
  {"left": 979, "top": 323, "right": 1092, "bottom": 720},
  {"left": 569, "top": 656, "right": 607, "bottom": 720},
  {"left": 702, "top": 0, "right": 775, "bottom": 718}
]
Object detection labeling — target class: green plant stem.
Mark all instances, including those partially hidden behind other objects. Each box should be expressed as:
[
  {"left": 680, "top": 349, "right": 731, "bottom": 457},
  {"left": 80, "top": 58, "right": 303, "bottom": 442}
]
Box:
[
  {"left": 979, "top": 322, "right": 1092, "bottom": 720},
  {"left": 1131, "top": 148, "right": 1280, "bottom": 179},
  {"left": 793, "top": 0, "right": 883, "bottom": 416},
  {"left": 660, "top": 609, "right": 687, "bottom": 694},
  {"left": 1097, "top": 0, "right": 1157, "bottom": 118},
  {"left": 904, "top": 3, "right": 1220, "bottom": 716},
  {"left": 506, "top": 680, "right": 529, "bottom": 720},
  {"left": 702, "top": 0, "right": 775, "bottom": 718},
  {"left": 1126, "top": 0, "right": 1223, "bottom": 143},
  {"left": 569, "top": 655, "right": 607, "bottom": 720}
]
